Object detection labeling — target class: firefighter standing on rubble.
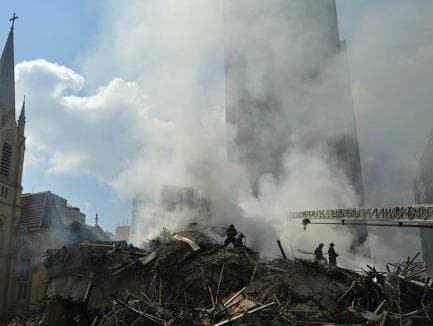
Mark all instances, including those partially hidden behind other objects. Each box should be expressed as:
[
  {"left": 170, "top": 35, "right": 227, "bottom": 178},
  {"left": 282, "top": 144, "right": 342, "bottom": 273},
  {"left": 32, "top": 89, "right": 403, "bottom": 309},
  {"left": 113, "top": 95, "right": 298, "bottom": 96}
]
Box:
[
  {"left": 328, "top": 243, "right": 339, "bottom": 266},
  {"left": 224, "top": 224, "right": 238, "bottom": 248},
  {"left": 314, "top": 243, "right": 325, "bottom": 263}
]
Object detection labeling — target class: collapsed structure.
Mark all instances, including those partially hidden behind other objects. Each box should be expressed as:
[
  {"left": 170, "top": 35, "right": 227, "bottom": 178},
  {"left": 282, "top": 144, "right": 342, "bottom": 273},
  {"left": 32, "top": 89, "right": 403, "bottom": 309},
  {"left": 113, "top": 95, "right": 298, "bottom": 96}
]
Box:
[{"left": 8, "top": 230, "right": 433, "bottom": 325}]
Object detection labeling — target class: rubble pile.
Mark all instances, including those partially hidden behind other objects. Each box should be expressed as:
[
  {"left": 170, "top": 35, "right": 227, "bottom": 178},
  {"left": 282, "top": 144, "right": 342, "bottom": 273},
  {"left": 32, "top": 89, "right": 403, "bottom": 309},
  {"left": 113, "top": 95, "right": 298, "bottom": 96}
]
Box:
[{"left": 10, "top": 231, "right": 433, "bottom": 325}]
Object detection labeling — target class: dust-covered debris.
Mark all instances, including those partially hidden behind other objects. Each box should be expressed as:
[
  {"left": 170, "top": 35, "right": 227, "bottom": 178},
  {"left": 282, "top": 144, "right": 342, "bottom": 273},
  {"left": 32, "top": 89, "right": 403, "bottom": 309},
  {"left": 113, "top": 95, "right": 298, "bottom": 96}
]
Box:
[{"left": 6, "top": 231, "right": 433, "bottom": 325}]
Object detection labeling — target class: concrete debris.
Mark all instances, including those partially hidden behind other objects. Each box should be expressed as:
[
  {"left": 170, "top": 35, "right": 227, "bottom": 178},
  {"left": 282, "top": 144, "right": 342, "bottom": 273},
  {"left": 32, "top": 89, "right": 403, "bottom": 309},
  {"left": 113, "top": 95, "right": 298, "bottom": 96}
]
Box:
[{"left": 5, "top": 232, "right": 433, "bottom": 325}]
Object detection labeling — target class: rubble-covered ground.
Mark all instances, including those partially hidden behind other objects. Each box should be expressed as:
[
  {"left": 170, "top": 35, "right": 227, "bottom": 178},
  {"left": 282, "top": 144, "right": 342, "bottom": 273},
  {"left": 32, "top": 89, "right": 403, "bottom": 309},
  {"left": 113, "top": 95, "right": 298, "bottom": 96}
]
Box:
[{"left": 8, "top": 231, "right": 433, "bottom": 325}]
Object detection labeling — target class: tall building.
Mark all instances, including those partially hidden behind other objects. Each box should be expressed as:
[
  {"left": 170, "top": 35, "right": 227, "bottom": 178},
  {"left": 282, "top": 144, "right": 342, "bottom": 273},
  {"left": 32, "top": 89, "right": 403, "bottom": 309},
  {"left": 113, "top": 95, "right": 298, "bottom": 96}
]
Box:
[
  {"left": 224, "top": 0, "right": 367, "bottom": 251},
  {"left": 224, "top": 0, "right": 363, "bottom": 200},
  {"left": 0, "top": 21, "right": 110, "bottom": 319},
  {"left": 414, "top": 128, "right": 433, "bottom": 275}
]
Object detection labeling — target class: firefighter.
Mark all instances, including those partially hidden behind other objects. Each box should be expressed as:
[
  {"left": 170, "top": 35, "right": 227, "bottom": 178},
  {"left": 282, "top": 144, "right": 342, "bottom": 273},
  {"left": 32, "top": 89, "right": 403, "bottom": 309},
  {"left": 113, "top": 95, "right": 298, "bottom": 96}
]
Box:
[
  {"left": 314, "top": 243, "right": 325, "bottom": 262},
  {"left": 328, "top": 243, "right": 339, "bottom": 266},
  {"left": 234, "top": 233, "right": 245, "bottom": 248},
  {"left": 224, "top": 224, "right": 238, "bottom": 248}
]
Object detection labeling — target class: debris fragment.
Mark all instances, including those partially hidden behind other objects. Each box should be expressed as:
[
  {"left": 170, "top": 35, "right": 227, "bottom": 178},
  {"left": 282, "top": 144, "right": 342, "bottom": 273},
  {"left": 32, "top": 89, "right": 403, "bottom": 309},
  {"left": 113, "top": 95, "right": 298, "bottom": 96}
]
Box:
[{"left": 172, "top": 233, "right": 200, "bottom": 251}]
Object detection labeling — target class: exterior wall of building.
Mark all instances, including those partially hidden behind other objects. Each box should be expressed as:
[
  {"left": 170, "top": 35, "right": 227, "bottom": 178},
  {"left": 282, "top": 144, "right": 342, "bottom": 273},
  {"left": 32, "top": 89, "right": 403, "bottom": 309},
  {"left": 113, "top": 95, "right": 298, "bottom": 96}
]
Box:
[
  {"left": 0, "top": 200, "right": 19, "bottom": 317},
  {"left": 131, "top": 196, "right": 147, "bottom": 244},
  {"left": 333, "top": 40, "right": 364, "bottom": 202},
  {"left": 224, "top": 0, "right": 363, "bottom": 198},
  {"left": 2, "top": 189, "right": 108, "bottom": 317},
  {"left": 0, "top": 105, "right": 25, "bottom": 318},
  {"left": 51, "top": 193, "right": 86, "bottom": 225},
  {"left": 7, "top": 206, "right": 110, "bottom": 315},
  {"left": 8, "top": 229, "right": 68, "bottom": 316},
  {"left": 414, "top": 130, "right": 433, "bottom": 276},
  {"left": 115, "top": 225, "right": 131, "bottom": 242}
]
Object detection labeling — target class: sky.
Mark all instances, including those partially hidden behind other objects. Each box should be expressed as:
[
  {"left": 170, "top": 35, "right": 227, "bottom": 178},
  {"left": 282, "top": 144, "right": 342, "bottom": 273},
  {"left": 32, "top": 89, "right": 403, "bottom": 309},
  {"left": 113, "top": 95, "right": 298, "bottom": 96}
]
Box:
[{"left": 0, "top": 0, "right": 432, "bottom": 243}]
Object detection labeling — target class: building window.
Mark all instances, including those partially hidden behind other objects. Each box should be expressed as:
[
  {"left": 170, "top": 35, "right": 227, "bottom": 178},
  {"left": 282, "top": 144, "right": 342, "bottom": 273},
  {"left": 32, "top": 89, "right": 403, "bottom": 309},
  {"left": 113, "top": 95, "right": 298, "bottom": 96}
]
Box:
[
  {"left": 17, "top": 282, "right": 29, "bottom": 301},
  {"left": 0, "top": 142, "right": 12, "bottom": 177},
  {"left": 18, "top": 255, "right": 31, "bottom": 278},
  {"left": 0, "top": 185, "right": 8, "bottom": 199}
]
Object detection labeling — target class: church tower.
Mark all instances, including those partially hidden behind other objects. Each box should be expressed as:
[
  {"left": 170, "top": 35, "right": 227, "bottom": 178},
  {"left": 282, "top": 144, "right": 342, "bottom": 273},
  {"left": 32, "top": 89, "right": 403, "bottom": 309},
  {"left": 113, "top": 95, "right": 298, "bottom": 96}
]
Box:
[{"left": 0, "top": 15, "right": 26, "bottom": 318}]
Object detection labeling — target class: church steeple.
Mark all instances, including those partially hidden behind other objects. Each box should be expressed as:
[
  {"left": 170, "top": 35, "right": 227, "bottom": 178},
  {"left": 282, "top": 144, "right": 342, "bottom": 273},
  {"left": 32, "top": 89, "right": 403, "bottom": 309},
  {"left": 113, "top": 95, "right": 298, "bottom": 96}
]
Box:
[
  {"left": 18, "top": 96, "right": 25, "bottom": 135},
  {"left": 0, "top": 15, "right": 17, "bottom": 122},
  {"left": 19, "top": 96, "right": 25, "bottom": 121},
  {"left": 0, "top": 15, "right": 26, "bottom": 318}
]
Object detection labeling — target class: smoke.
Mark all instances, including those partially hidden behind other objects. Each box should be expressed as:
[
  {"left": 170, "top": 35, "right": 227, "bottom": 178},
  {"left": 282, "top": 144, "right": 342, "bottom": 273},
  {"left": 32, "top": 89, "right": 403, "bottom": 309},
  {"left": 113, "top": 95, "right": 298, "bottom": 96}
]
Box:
[
  {"left": 81, "top": 0, "right": 363, "bottom": 263},
  {"left": 17, "top": 1, "right": 433, "bottom": 268}
]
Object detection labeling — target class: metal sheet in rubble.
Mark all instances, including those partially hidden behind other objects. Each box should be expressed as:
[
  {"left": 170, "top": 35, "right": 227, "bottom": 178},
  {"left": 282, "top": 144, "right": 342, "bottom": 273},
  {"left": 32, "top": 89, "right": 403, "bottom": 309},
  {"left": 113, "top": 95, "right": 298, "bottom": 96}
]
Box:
[
  {"left": 139, "top": 251, "right": 157, "bottom": 265},
  {"left": 173, "top": 234, "right": 201, "bottom": 251}
]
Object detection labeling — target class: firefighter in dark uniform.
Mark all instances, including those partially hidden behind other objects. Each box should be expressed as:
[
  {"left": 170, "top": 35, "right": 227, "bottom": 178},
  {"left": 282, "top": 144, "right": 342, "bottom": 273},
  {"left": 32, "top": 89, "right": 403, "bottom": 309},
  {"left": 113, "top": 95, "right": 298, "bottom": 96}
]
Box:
[
  {"left": 314, "top": 243, "right": 325, "bottom": 262},
  {"left": 224, "top": 224, "right": 238, "bottom": 248},
  {"left": 328, "top": 243, "right": 339, "bottom": 266}
]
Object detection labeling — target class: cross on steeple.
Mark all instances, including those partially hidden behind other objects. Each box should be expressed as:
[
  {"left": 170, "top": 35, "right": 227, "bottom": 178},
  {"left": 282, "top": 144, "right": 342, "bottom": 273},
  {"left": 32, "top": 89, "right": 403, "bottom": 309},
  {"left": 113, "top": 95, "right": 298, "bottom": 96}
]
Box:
[{"left": 9, "top": 13, "right": 18, "bottom": 30}]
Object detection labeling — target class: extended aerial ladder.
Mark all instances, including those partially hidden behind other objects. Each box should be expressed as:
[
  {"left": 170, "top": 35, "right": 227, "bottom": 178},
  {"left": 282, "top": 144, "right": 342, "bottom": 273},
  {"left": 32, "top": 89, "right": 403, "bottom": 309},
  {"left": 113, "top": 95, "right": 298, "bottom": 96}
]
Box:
[{"left": 289, "top": 205, "right": 433, "bottom": 229}]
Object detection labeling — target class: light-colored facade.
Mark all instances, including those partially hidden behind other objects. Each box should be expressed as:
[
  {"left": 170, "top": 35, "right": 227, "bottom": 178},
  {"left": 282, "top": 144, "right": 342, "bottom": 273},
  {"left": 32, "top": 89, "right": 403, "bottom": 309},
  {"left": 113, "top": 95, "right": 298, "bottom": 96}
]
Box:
[{"left": 115, "top": 224, "right": 131, "bottom": 242}]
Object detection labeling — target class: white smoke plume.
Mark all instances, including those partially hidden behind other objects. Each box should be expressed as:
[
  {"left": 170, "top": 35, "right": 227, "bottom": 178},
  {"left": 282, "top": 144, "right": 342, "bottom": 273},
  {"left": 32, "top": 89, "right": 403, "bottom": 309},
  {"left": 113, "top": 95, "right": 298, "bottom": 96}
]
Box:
[{"left": 85, "top": 0, "right": 364, "bottom": 264}]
